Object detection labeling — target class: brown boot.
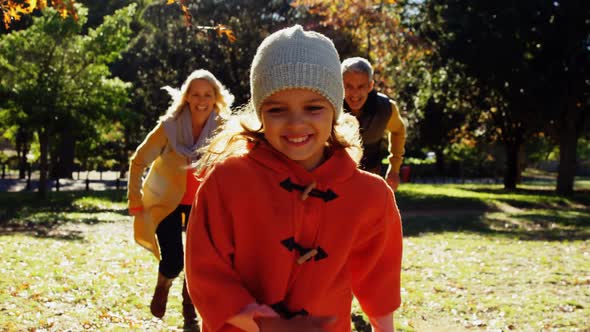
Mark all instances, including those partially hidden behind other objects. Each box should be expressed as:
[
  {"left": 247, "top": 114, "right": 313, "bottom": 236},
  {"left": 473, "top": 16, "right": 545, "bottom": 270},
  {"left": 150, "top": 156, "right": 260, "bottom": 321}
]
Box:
[
  {"left": 150, "top": 272, "right": 173, "bottom": 318},
  {"left": 182, "top": 279, "right": 199, "bottom": 332}
]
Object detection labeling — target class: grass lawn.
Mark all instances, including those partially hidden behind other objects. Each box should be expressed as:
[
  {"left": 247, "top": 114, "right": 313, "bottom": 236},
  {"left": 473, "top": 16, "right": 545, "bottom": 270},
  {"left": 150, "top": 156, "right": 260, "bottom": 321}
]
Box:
[{"left": 0, "top": 184, "right": 588, "bottom": 331}]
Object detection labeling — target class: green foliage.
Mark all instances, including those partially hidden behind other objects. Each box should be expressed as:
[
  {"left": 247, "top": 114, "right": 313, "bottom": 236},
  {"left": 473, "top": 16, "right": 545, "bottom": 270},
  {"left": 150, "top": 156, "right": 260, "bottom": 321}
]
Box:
[
  {"left": 83, "top": 5, "right": 135, "bottom": 63},
  {"left": 418, "top": 0, "right": 589, "bottom": 191},
  {"left": 379, "top": 4, "right": 482, "bottom": 176},
  {"left": 0, "top": 3, "right": 136, "bottom": 192},
  {"left": 577, "top": 137, "right": 590, "bottom": 162},
  {"left": 77, "top": 0, "right": 139, "bottom": 31},
  {"left": 114, "top": 0, "right": 300, "bottom": 150},
  {"left": 404, "top": 157, "right": 435, "bottom": 166},
  {"left": 0, "top": 151, "right": 10, "bottom": 164},
  {"left": 442, "top": 141, "right": 503, "bottom": 178}
]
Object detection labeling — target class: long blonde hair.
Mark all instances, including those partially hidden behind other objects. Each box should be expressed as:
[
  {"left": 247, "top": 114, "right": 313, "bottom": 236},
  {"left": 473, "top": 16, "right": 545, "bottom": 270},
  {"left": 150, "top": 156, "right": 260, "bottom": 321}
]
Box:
[
  {"left": 195, "top": 101, "right": 363, "bottom": 174},
  {"left": 160, "top": 69, "right": 234, "bottom": 121}
]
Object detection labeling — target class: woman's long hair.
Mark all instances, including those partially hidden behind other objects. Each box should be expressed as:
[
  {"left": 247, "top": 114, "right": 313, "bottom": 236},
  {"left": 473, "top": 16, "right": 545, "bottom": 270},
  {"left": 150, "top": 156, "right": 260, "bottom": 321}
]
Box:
[{"left": 159, "top": 69, "right": 234, "bottom": 121}]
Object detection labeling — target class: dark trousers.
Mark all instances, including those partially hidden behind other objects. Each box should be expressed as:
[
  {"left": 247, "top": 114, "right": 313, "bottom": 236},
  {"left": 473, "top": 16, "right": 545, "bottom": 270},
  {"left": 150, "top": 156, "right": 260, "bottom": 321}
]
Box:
[{"left": 156, "top": 204, "right": 191, "bottom": 279}]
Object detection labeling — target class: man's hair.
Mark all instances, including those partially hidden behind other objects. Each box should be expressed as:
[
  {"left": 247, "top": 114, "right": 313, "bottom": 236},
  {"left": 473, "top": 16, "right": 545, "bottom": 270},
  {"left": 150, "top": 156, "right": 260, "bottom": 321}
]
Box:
[{"left": 341, "top": 57, "right": 374, "bottom": 81}]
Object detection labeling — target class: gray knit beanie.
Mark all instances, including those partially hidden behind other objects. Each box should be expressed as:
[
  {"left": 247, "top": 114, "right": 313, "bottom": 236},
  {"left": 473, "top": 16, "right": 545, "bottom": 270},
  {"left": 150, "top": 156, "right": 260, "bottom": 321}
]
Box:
[{"left": 250, "top": 25, "right": 344, "bottom": 120}]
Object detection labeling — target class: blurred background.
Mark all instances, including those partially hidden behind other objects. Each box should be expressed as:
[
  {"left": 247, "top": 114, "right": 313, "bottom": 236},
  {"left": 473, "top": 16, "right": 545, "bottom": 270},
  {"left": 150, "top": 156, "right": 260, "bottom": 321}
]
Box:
[
  {"left": 1, "top": 0, "right": 588, "bottom": 196},
  {"left": 1, "top": 2, "right": 589, "bottom": 331}
]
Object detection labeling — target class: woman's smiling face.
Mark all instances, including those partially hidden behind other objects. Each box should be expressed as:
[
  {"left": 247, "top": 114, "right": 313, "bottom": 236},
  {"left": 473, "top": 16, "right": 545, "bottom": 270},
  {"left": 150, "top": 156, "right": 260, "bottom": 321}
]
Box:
[{"left": 186, "top": 79, "right": 216, "bottom": 117}]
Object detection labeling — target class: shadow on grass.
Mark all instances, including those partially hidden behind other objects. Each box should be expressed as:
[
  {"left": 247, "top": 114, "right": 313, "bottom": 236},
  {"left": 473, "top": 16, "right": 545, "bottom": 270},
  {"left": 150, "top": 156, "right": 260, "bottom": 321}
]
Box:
[
  {"left": 467, "top": 187, "right": 590, "bottom": 208},
  {"left": 403, "top": 209, "right": 590, "bottom": 241},
  {"left": 396, "top": 193, "right": 490, "bottom": 211},
  {"left": 398, "top": 184, "right": 590, "bottom": 241},
  {"left": 403, "top": 213, "right": 489, "bottom": 236},
  {"left": 0, "top": 213, "right": 122, "bottom": 240},
  {"left": 0, "top": 190, "right": 127, "bottom": 240},
  {"left": 485, "top": 210, "right": 590, "bottom": 240},
  {"left": 0, "top": 222, "right": 86, "bottom": 240},
  {"left": 0, "top": 190, "right": 125, "bottom": 210}
]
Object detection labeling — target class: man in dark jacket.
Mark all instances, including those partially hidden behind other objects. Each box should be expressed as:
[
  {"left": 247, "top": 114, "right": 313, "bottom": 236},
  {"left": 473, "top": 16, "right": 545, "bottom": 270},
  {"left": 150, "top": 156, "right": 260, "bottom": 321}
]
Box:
[{"left": 342, "top": 57, "right": 406, "bottom": 190}]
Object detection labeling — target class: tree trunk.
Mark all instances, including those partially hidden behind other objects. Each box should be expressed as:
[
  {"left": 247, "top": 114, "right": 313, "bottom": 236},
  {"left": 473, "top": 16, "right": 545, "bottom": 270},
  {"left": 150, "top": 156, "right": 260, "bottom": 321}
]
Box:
[
  {"left": 119, "top": 146, "right": 127, "bottom": 179},
  {"left": 19, "top": 153, "right": 28, "bottom": 179},
  {"left": 38, "top": 129, "right": 49, "bottom": 198},
  {"left": 17, "top": 149, "right": 25, "bottom": 179},
  {"left": 16, "top": 127, "right": 29, "bottom": 179},
  {"left": 55, "top": 131, "right": 75, "bottom": 179},
  {"left": 516, "top": 144, "right": 526, "bottom": 184},
  {"left": 556, "top": 107, "right": 581, "bottom": 195},
  {"left": 504, "top": 141, "right": 520, "bottom": 190},
  {"left": 434, "top": 148, "right": 445, "bottom": 175}
]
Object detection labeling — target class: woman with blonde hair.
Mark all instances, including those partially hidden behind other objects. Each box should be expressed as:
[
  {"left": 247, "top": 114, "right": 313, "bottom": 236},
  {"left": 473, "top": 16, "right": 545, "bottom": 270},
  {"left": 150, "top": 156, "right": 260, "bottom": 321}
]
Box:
[{"left": 127, "top": 69, "right": 233, "bottom": 330}]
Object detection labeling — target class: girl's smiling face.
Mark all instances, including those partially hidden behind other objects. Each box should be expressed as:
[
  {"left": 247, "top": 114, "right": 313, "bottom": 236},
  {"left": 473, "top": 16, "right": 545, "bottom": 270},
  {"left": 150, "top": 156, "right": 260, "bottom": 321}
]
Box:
[{"left": 260, "top": 88, "right": 334, "bottom": 171}]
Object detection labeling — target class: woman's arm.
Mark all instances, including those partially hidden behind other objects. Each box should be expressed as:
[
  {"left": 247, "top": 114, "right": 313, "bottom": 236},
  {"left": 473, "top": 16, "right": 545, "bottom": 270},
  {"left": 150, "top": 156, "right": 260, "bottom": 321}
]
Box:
[{"left": 127, "top": 123, "right": 167, "bottom": 211}]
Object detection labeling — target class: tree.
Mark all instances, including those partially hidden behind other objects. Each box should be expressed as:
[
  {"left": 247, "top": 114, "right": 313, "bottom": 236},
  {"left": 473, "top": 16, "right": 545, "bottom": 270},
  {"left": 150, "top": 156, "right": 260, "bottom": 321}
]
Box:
[
  {"left": 292, "top": 0, "right": 426, "bottom": 101},
  {"left": 535, "top": 0, "right": 589, "bottom": 194},
  {"left": 114, "top": 0, "right": 300, "bottom": 154},
  {"left": 0, "top": 4, "right": 135, "bottom": 197},
  {"left": 414, "top": 66, "right": 468, "bottom": 174},
  {"left": 2, "top": 0, "right": 231, "bottom": 33},
  {"left": 77, "top": 0, "right": 135, "bottom": 30},
  {"left": 420, "top": 0, "right": 589, "bottom": 191}
]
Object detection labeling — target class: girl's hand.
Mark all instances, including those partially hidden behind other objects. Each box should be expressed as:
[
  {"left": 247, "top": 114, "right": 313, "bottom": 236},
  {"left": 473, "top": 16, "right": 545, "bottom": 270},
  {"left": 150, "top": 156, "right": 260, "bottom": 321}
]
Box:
[
  {"left": 128, "top": 206, "right": 143, "bottom": 216},
  {"left": 256, "top": 316, "right": 335, "bottom": 332}
]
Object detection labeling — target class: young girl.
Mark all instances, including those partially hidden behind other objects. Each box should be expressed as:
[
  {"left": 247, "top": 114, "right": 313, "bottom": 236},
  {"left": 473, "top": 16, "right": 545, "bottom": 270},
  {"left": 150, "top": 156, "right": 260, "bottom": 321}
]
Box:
[
  {"left": 127, "top": 69, "right": 233, "bottom": 330},
  {"left": 185, "top": 25, "right": 403, "bottom": 332}
]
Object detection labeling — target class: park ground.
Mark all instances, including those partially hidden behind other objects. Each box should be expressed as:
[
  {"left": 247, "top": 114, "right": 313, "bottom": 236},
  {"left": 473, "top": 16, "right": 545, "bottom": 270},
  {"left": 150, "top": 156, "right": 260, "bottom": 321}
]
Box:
[{"left": 0, "top": 172, "right": 589, "bottom": 331}]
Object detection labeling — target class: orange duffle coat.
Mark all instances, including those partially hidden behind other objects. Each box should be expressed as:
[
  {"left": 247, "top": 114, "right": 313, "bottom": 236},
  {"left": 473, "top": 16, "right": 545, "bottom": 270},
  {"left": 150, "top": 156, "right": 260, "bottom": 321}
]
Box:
[{"left": 185, "top": 142, "right": 403, "bottom": 332}]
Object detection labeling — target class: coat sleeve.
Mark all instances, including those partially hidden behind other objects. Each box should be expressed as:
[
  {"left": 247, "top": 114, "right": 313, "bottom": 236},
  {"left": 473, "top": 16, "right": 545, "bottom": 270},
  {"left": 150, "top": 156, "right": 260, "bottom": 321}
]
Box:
[
  {"left": 349, "top": 184, "right": 403, "bottom": 317},
  {"left": 127, "top": 123, "right": 167, "bottom": 209},
  {"left": 185, "top": 170, "right": 256, "bottom": 332},
  {"left": 385, "top": 101, "right": 406, "bottom": 174}
]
